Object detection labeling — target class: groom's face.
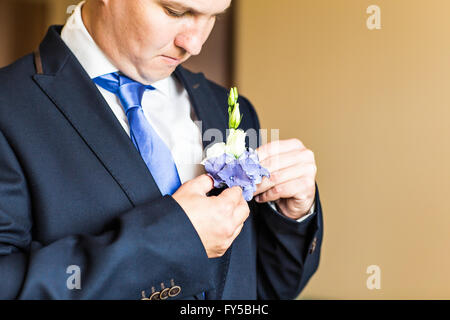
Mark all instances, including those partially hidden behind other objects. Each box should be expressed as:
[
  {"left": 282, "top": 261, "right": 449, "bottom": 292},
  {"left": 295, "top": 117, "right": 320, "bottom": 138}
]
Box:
[{"left": 102, "top": 0, "right": 231, "bottom": 82}]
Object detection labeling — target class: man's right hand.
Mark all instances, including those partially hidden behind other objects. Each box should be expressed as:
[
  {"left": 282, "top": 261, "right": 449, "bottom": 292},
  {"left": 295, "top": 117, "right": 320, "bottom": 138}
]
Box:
[{"left": 172, "top": 174, "right": 250, "bottom": 258}]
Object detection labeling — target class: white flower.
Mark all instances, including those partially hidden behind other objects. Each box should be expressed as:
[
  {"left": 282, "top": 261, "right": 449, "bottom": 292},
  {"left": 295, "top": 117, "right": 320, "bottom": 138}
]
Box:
[
  {"left": 201, "top": 142, "right": 226, "bottom": 164},
  {"left": 226, "top": 129, "right": 247, "bottom": 158}
]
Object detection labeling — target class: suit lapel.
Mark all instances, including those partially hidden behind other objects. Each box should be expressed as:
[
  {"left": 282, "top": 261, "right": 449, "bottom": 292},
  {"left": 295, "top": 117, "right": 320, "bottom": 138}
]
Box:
[{"left": 33, "top": 26, "right": 161, "bottom": 206}]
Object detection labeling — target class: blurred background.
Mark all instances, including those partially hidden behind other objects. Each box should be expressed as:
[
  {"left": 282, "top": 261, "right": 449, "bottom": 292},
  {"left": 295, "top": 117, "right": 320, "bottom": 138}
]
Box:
[{"left": 1, "top": 0, "right": 449, "bottom": 299}]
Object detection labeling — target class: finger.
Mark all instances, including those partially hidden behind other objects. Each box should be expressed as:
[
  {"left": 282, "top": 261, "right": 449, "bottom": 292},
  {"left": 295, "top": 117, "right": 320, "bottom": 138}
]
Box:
[
  {"left": 254, "top": 162, "right": 316, "bottom": 198},
  {"left": 269, "top": 163, "right": 316, "bottom": 187},
  {"left": 253, "top": 176, "right": 274, "bottom": 197},
  {"left": 255, "top": 149, "right": 315, "bottom": 197},
  {"left": 260, "top": 149, "right": 315, "bottom": 174},
  {"left": 229, "top": 222, "right": 245, "bottom": 244},
  {"left": 256, "top": 177, "right": 315, "bottom": 203},
  {"left": 191, "top": 174, "right": 215, "bottom": 195},
  {"left": 218, "top": 186, "right": 244, "bottom": 208},
  {"left": 256, "top": 139, "right": 306, "bottom": 162},
  {"left": 232, "top": 200, "right": 250, "bottom": 227}
]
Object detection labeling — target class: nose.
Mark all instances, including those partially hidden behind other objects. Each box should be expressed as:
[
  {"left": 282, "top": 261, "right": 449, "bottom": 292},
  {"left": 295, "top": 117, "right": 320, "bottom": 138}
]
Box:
[
  {"left": 174, "top": 19, "right": 213, "bottom": 56},
  {"left": 174, "top": 31, "right": 203, "bottom": 56}
]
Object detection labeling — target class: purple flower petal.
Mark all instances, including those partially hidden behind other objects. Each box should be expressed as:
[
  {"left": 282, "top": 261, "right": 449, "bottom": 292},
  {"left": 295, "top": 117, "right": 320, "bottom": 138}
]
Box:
[{"left": 203, "top": 150, "right": 270, "bottom": 201}]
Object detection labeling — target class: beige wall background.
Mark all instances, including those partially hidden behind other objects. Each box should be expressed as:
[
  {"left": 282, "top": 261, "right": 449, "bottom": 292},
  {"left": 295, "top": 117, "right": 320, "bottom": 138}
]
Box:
[{"left": 235, "top": 0, "right": 450, "bottom": 299}]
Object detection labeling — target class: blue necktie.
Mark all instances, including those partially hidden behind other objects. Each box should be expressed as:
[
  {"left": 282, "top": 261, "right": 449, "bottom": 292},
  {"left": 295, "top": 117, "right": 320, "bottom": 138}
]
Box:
[{"left": 93, "top": 72, "right": 181, "bottom": 196}]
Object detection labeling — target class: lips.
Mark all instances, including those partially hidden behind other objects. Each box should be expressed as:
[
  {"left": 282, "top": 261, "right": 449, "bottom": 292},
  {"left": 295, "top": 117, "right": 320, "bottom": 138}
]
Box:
[
  {"left": 160, "top": 55, "right": 183, "bottom": 67},
  {"left": 162, "top": 55, "right": 181, "bottom": 62}
]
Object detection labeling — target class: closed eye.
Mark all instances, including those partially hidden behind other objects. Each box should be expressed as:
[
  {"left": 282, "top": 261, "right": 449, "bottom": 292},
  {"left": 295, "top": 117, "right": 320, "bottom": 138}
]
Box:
[
  {"left": 165, "top": 6, "right": 221, "bottom": 21},
  {"left": 165, "top": 7, "right": 187, "bottom": 18}
]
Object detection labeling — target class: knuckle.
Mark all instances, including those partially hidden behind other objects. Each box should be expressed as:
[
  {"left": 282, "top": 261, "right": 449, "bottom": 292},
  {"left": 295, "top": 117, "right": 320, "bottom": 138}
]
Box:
[
  {"left": 223, "top": 238, "right": 234, "bottom": 251},
  {"left": 240, "top": 206, "right": 250, "bottom": 220},
  {"left": 292, "top": 138, "right": 304, "bottom": 149},
  {"left": 229, "top": 186, "right": 241, "bottom": 199},
  {"left": 258, "top": 192, "right": 267, "bottom": 202},
  {"left": 244, "top": 203, "right": 250, "bottom": 214},
  {"left": 264, "top": 157, "right": 274, "bottom": 171},
  {"left": 219, "top": 243, "right": 228, "bottom": 254},
  {"left": 294, "top": 148, "right": 304, "bottom": 158},
  {"left": 216, "top": 247, "right": 226, "bottom": 257},
  {"left": 221, "top": 223, "right": 234, "bottom": 238},
  {"left": 270, "top": 172, "right": 279, "bottom": 185},
  {"left": 261, "top": 175, "right": 271, "bottom": 187},
  {"left": 273, "top": 185, "right": 283, "bottom": 195},
  {"left": 297, "top": 192, "right": 309, "bottom": 202},
  {"left": 227, "top": 236, "right": 236, "bottom": 247},
  {"left": 309, "top": 150, "right": 316, "bottom": 161},
  {"left": 220, "top": 201, "right": 234, "bottom": 214},
  {"left": 308, "top": 163, "right": 317, "bottom": 175},
  {"left": 234, "top": 225, "right": 244, "bottom": 239},
  {"left": 303, "top": 149, "right": 314, "bottom": 160}
]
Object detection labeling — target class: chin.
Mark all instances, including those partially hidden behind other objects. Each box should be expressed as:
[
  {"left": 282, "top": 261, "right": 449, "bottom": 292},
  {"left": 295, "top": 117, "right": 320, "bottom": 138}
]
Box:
[
  {"left": 136, "top": 66, "right": 172, "bottom": 83},
  {"left": 156, "top": 65, "right": 178, "bottom": 76}
]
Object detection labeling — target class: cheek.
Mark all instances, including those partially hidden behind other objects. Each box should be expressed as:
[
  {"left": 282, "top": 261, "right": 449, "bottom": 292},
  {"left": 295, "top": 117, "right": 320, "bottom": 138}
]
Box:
[{"left": 128, "top": 7, "right": 179, "bottom": 54}]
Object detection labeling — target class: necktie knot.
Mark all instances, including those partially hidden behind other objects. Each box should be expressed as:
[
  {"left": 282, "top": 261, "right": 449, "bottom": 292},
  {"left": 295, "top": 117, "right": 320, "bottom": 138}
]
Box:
[{"left": 93, "top": 72, "right": 155, "bottom": 114}]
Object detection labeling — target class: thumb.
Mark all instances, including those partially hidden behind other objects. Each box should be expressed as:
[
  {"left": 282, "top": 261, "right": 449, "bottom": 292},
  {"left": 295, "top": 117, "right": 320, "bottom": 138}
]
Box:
[{"left": 190, "top": 174, "right": 215, "bottom": 195}]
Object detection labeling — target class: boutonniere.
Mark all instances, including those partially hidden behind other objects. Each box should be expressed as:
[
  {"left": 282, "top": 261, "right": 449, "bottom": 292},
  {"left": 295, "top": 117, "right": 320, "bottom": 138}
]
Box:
[{"left": 201, "top": 87, "right": 270, "bottom": 201}]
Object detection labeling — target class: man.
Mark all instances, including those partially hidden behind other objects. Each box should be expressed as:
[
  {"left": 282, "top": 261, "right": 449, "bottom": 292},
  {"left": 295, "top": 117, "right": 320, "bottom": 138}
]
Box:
[{"left": 0, "top": 0, "right": 322, "bottom": 299}]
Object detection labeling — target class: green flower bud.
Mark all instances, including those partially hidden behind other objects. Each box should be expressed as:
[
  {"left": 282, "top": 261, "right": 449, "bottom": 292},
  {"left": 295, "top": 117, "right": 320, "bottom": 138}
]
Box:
[
  {"left": 229, "top": 103, "right": 242, "bottom": 129},
  {"left": 228, "top": 87, "right": 241, "bottom": 129},
  {"left": 228, "top": 87, "right": 238, "bottom": 107},
  {"left": 228, "top": 91, "right": 234, "bottom": 107}
]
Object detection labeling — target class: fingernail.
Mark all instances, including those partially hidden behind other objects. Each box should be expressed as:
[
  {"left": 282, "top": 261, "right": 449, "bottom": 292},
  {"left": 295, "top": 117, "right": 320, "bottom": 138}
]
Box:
[{"left": 255, "top": 196, "right": 261, "bottom": 202}]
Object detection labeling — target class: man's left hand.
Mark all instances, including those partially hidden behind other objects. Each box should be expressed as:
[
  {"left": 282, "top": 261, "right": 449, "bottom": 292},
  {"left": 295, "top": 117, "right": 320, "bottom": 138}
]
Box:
[{"left": 254, "top": 139, "right": 317, "bottom": 220}]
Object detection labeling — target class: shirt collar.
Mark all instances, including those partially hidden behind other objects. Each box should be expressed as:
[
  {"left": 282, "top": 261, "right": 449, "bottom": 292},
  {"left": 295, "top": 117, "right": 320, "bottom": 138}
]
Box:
[
  {"left": 151, "top": 77, "right": 171, "bottom": 96},
  {"left": 61, "top": 0, "right": 171, "bottom": 97}
]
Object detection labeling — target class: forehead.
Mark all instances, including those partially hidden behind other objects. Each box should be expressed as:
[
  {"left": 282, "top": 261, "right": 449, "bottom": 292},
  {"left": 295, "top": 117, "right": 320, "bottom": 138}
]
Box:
[{"left": 157, "top": 0, "right": 232, "bottom": 15}]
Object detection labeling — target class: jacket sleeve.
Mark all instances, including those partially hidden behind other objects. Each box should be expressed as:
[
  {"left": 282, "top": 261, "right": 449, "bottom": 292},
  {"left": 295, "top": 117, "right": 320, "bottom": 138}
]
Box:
[
  {"left": 0, "top": 130, "right": 212, "bottom": 300},
  {"left": 254, "top": 186, "right": 323, "bottom": 299},
  {"left": 239, "top": 95, "right": 324, "bottom": 300}
]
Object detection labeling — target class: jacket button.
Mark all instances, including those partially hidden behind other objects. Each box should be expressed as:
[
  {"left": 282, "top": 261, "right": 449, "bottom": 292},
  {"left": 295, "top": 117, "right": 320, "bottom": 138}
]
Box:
[
  {"left": 141, "top": 291, "right": 150, "bottom": 300},
  {"left": 160, "top": 288, "right": 170, "bottom": 300},
  {"left": 169, "top": 286, "right": 181, "bottom": 297},
  {"left": 149, "top": 291, "right": 161, "bottom": 300},
  {"left": 309, "top": 237, "right": 317, "bottom": 254}
]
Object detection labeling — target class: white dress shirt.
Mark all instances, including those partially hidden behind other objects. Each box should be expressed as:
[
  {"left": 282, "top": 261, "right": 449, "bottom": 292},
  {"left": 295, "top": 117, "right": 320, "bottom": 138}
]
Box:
[{"left": 61, "top": 1, "right": 315, "bottom": 222}]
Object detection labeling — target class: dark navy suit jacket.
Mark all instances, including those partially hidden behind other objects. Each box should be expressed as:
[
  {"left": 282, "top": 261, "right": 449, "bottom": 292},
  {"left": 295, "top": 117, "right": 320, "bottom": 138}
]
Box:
[{"left": 0, "top": 26, "right": 323, "bottom": 300}]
